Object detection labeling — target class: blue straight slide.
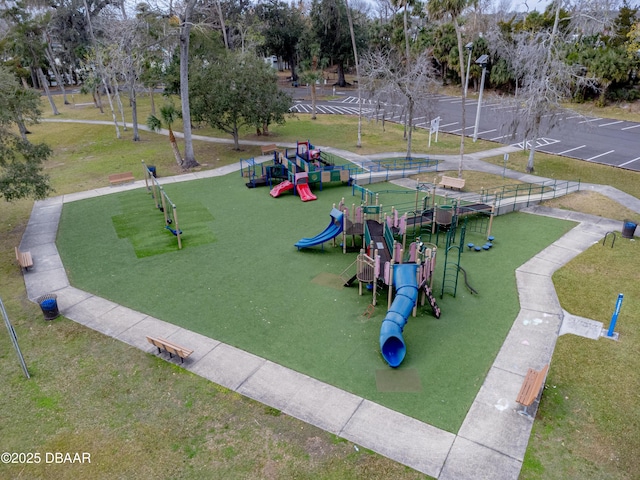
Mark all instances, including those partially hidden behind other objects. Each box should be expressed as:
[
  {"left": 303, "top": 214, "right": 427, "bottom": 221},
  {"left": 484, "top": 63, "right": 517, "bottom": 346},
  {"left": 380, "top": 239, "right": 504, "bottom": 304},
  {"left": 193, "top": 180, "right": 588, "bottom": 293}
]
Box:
[
  {"left": 379, "top": 263, "right": 419, "bottom": 367},
  {"left": 295, "top": 208, "right": 344, "bottom": 249}
]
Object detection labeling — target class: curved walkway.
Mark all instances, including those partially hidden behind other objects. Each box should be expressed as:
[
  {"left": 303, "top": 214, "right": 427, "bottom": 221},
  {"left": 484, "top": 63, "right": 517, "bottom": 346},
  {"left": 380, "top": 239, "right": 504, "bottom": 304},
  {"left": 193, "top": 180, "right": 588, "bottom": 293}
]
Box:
[{"left": 19, "top": 140, "right": 638, "bottom": 479}]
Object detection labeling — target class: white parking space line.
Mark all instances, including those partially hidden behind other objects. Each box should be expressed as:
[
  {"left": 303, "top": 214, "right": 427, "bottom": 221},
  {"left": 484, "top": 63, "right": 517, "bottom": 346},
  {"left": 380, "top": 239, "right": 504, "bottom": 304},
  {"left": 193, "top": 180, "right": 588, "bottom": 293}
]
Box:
[
  {"left": 619, "top": 157, "right": 640, "bottom": 167},
  {"left": 557, "top": 145, "right": 586, "bottom": 155},
  {"left": 565, "top": 115, "right": 582, "bottom": 120},
  {"left": 491, "top": 105, "right": 518, "bottom": 111},
  {"left": 440, "top": 122, "right": 458, "bottom": 128},
  {"left": 587, "top": 150, "right": 615, "bottom": 161},
  {"left": 621, "top": 124, "right": 640, "bottom": 130},
  {"left": 477, "top": 129, "right": 498, "bottom": 136},
  {"left": 598, "top": 120, "right": 623, "bottom": 127},
  {"left": 578, "top": 118, "right": 602, "bottom": 124},
  {"left": 490, "top": 134, "right": 512, "bottom": 141}
]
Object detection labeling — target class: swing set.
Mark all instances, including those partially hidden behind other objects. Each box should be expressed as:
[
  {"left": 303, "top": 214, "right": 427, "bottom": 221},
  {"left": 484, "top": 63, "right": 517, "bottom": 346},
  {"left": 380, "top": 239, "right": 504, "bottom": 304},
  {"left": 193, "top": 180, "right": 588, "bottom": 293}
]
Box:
[{"left": 142, "top": 160, "right": 183, "bottom": 249}]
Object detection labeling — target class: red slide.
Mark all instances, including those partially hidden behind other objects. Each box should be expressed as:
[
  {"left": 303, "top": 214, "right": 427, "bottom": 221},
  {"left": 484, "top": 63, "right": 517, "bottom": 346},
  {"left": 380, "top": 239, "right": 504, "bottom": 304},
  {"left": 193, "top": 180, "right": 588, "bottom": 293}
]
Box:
[
  {"left": 296, "top": 184, "right": 317, "bottom": 202},
  {"left": 270, "top": 180, "right": 294, "bottom": 197}
]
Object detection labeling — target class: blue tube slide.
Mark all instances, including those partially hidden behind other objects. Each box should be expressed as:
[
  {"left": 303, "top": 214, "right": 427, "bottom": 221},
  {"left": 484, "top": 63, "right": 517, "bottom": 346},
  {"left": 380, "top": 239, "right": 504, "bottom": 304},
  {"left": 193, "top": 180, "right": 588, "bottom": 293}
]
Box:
[
  {"left": 380, "top": 263, "right": 419, "bottom": 367},
  {"left": 295, "top": 208, "right": 344, "bottom": 249}
]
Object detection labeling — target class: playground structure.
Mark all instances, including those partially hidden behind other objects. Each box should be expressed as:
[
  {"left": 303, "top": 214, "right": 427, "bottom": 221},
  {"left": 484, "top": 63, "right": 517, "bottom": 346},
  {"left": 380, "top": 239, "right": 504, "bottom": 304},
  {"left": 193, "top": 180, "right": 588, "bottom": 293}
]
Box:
[
  {"left": 241, "top": 141, "right": 354, "bottom": 200},
  {"left": 142, "top": 161, "right": 182, "bottom": 249},
  {"left": 295, "top": 178, "right": 502, "bottom": 367},
  {"left": 297, "top": 194, "right": 442, "bottom": 368},
  {"left": 294, "top": 208, "right": 344, "bottom": 249}
]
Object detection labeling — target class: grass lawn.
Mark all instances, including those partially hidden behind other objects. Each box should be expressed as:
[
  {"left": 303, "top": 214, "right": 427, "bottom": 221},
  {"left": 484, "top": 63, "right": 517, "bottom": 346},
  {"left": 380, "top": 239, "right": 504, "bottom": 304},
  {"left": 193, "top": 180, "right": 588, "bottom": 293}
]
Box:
[
  {"left": 522, "top": 238, "right": 640, "bottom": 479},
  {"left": 1, "top": 97, "right": 639, "bottom": 478},
  {"left": 56, "top": 170, "right": 575, "bottom": 433}
]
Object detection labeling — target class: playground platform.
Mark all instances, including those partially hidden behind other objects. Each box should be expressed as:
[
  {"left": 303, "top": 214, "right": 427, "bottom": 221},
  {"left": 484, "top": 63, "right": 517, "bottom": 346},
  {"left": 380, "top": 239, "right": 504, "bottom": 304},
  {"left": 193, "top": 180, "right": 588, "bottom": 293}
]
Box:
[{"left": 17, "top": 144, "right": 639, "bottom": 479}]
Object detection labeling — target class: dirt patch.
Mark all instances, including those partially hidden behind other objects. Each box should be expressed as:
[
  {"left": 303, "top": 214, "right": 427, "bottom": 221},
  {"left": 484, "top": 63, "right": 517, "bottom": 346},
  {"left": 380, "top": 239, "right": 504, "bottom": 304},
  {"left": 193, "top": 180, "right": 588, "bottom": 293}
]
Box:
[
  {"left": 540, "top": 191, "right": 638, "bottom": 222},
  {"left": 311, "top": 272, "right": 345, "bottom": 290}
]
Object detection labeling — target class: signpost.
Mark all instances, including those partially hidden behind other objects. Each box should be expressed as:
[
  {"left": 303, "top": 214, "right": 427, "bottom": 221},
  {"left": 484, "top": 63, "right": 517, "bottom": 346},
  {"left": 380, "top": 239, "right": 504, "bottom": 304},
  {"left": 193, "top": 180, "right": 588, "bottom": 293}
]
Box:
[
  {"left": 1, "top": 297, "right": 30, "bottom": 378},
  {"left": 605, "top": 293, "right": 624, "bottom": 339},
  {"left": 429, "top": 116, "right": 441, "bottom": 147}
]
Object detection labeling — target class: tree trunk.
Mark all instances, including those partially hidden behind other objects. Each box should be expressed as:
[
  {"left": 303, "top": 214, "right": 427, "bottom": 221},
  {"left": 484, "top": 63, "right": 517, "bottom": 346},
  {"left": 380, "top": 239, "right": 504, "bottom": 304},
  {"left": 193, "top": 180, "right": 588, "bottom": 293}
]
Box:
[
  {"left": 168, "top": 127, "right": 183, "bottom": 166},
  {"left": 453, "top": 18, "right": 465, "bottom": 178},
  {"left": 310, "top": 82, "right": 317, "bottom": 120},
  {"left": 150, "top": 86, "right": 156, "bottom": 116},
  {"left": 344, "top": 0, "right": 361, "bottom": 148},
  {"left": 232, "top": 129, "right": 240, "bottom": 150},
  {"left": 38, "top": 68, "right": 59, "bottom": 115},
  {"left": 289, "top": 55, "right": 298, "bottom": 82},
  {"left": 526, "top": 143, "right": 537, "bottom": 173},
  {"left": 216, "top": 0, "right": 229, "bottom": 50},
  {"left": 16, "top": 114, "right": 29, "bottom": 141},
  {"left": 526, "top": 115, "right": 542, "bottom": 173},
  {"left": 112, "top": 74, "right": 127, "bottom": 131},
  {"left": 336, "top": 63, "right": 347, "bottom": 87},
  {"left": 93, "top": 87, "right": 104, "bottom": 114},
  {"left": 179, "top": 1, "right": 200, "bottom": 169},
  {"left": 101, "top": 76, "right": 121, "bottom": 139},
  {"left": 131, "top": 86, "right": 140, "bottom": 141},
  {"left": 45, "top": 42, "right": 69, "bottom": 104},
  {"left": 406, "top": 99, "right": 413, "bottom": 158}
]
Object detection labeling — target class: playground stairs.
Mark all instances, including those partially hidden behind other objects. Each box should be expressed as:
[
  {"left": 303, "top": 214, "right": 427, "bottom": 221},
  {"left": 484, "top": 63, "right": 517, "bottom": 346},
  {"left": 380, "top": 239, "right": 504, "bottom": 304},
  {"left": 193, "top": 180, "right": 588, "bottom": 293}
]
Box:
[
  {"left": 422, "top": 283, "right": 441, "bottom": 318},
  {"left": 339, "top": 260, "right": 358, "bottom": 287}
]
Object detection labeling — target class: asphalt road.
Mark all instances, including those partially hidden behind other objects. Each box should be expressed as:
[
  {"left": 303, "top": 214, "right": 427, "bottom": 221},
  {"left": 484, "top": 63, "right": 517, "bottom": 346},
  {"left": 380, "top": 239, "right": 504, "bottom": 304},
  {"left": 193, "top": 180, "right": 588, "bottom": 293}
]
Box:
[{"left": 289, "top": 88, "right": 640, "bottom": 173}]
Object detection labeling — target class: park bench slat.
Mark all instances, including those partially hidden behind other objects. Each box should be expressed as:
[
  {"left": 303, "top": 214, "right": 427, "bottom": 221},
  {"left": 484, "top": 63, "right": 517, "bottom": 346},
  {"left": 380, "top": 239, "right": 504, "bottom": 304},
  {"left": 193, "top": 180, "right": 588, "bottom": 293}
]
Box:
[
  {"left": 260, "top": 144, "right": 280, "bottom": 156},
  {"left": 15, "top": 246, "right": 33, "bottom": 271},
  {"left": 516, "top": 364, "right": 549, "bottom": 407},
  {"left": 438, "top": 175, "right": 465, "bottom": 190},
  {"left": 109, "top": 172, "right": 135, "bottom": 185},
  {"left": 146, "top": 336, "right": 193, "bottom": 363}
]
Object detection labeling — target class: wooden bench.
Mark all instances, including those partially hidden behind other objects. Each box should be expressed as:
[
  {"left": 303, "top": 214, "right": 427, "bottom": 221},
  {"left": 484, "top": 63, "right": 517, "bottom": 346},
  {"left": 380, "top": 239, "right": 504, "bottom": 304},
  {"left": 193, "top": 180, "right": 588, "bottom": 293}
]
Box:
[
  {"left": 438, "top": 175, "right": 465, "bottom": 190},
  {"left": 516, "top": 364, "right": 549, "bottom": 415},
  {"left": 15, "top": 247, "right": 33, "bottom": 271},
  {"left": 146, "top": 336, "right": 194, "bottom": 363},
  {"left": 109, "top": 172, "right": 135, "bottom": 186},
  {"left": 260, "top": 144, "right": 280, "bottom": 156}
]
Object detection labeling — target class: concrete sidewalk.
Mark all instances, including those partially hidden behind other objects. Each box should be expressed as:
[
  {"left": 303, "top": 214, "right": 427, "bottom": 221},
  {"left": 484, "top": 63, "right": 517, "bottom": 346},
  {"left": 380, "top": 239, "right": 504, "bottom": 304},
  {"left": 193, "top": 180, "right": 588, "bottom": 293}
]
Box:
[{"left": 19, "top": 149, "right": 638, "bottom": 479}]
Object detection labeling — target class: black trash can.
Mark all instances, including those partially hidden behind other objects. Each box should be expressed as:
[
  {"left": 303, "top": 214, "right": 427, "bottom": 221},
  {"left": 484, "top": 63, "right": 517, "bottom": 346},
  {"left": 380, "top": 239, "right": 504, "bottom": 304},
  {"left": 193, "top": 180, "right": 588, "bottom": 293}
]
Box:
[
  {"left": 621, "top": 220, "right": 637, "bottom": 239},
  {"left": 147, "top": 165, "right": 157, "bottom": 178},
  {"left": 37, "top": 294, "right": 59, "bottom": 321}
]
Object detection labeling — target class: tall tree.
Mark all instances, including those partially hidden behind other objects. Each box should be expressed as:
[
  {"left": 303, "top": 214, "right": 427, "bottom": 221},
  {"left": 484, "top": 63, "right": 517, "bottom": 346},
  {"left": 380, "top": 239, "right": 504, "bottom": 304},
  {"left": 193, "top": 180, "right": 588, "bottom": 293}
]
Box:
[
  {"left": 256, "top": 0, "right": 305, "bottom": 82},
  {"left": 147, "top": 101, "right": 184, "bottom": 167},
  {"left": 189, "top": 52, "right": 291, "bottom": 149},
  {"left": 345, "top": 0, "right": 363, "bottom": 147},
  {"left": 310, "top": 0, "right": 367, "bottom": 87},
  {"left": 489, "top": 2, "right": 594, "bottom": 172},
  {"left": 177, "top": 0, "right": 199, "bottom": 168},
  {"left": 0, "top": 67, "right": 52, "bottom": 201},
  {"left": 361, "top": 49, "right": 437, "bottom": 157},
  {"left": 428, "top": 0, "right": 470, "bottom": 178},
  {"left": 1, "top": 3, "right": 60, "bottom": 115}
]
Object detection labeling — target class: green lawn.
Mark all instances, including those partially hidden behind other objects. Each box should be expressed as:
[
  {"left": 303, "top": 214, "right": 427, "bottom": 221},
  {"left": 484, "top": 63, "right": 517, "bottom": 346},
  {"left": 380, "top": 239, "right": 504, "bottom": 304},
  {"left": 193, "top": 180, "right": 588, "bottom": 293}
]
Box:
[{"left": 1, "top": 97, "right": 639, "bottom": 478}]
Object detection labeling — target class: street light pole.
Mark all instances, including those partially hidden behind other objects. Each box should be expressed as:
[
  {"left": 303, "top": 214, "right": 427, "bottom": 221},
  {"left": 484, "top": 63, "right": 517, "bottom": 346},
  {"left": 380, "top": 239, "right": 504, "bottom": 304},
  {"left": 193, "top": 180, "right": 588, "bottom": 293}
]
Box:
[
  {"left": 473, "top": 54, "right": 489, "bottom": 143},
  {"left": 464, "top": 42, "right": 473, "bottom": 98}
]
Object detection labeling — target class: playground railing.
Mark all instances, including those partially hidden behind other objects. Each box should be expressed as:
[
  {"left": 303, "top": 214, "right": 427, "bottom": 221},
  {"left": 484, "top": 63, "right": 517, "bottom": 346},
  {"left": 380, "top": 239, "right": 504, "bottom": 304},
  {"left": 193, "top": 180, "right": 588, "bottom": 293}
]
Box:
[
  {"left": 351, "top": 179, "right": 582, "bottom": 219},
  {"left": 351, "top": 157, "right": 441, "bottom": 184},
  {"left": 318, "top": 151, "right": 337, "bottom": 167},
  {"left": 487, "top": 179, "right": 581, "bottom": 212}
]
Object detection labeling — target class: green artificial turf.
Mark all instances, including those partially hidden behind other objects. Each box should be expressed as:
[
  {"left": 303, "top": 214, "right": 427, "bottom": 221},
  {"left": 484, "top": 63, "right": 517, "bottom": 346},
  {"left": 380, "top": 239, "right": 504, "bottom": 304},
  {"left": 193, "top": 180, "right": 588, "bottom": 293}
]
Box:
[
  {"left": 57, "top": 171, "right": 575, "bottom": 433},
  {"left": 112, "top": 191, "right": 216, "bottom": 257}
]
